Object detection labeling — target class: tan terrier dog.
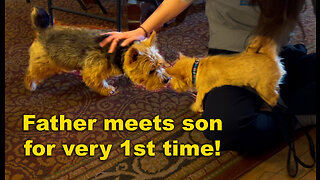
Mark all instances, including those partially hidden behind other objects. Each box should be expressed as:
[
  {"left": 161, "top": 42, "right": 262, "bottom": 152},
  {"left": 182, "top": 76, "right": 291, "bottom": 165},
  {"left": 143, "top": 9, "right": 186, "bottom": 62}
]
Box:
[
  {"left": 166, "top": 36, "right": 285, "bottom": 113},
  {"left": 25, "top": 7, "right": 170, "bottom": 96}
]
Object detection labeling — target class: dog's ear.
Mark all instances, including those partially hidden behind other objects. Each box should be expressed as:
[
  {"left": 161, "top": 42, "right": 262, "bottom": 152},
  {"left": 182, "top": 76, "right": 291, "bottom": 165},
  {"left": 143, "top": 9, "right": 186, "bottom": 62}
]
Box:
[
  {"left": 131, "top": 49, "right": 139, "bottom": 62},
  {"left": 165, "top": 67, "right": 176, "bottom": 76},
  {"left": 170, "top": 58, "right": 179, "bottom": 65},
  {"left": 164, "top": 62, "right": 171, "bottom": 68},
  {"left": 125, "top": 47, "right": 139, "bottom": 64},
  {"left": 166, "top": 66, "right": 185, "bottom": 79},
  {"left": 178, "top": 52, "right": 187, "bottom": 59},
  {"left": 149, "top": 31, "right": 157, "bottom": 45},
  {"left": 166, "top": 69, "right": 186, "bottom": 81},
  {"left": 142, "top": 31, "right": 157, "bottom": 46}
]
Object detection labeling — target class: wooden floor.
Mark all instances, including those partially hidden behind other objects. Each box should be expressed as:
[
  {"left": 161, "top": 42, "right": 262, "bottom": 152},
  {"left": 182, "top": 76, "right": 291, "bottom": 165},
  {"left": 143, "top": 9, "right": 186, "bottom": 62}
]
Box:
[{"left": 239, "top": 128, "right": 316, "bottom": 180}]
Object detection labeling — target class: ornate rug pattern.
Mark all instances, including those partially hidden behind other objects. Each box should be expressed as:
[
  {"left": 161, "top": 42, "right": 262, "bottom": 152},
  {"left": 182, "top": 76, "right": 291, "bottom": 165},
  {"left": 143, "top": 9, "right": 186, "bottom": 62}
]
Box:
[{"left": 5, "top": 0, "right": 316, "bottom": 179}]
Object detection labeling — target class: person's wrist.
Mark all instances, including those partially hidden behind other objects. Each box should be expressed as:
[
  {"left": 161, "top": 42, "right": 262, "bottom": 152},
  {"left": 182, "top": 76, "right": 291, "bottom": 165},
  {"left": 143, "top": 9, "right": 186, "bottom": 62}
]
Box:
[{"left": 137, "top": 26, "right": 150, "bottom": 37}]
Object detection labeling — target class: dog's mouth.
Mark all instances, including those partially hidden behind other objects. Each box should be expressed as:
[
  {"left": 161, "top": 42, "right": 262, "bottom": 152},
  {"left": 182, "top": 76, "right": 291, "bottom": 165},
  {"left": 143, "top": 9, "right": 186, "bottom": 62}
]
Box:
[
  {"left": 165, "top": 82, "right": 172, "bottom": 89},
  {"left": 133, "top": 76, "right": 171, "bottom": 92},
  {"left": 162, "top": 76, "right": 171, "bottom": 84}
]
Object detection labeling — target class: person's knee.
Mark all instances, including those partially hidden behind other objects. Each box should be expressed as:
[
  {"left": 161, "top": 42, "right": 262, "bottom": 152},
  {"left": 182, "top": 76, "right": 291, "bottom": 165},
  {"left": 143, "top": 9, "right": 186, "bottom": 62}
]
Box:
[
  {"left": 252, "top": 112, "right": 277, "bottom": 132},
  {"left": 201, "top": 86, "right": 269, "bottom": 151},
  {"left": 202, "top": 86, "right": 262, "bottom": 121}
]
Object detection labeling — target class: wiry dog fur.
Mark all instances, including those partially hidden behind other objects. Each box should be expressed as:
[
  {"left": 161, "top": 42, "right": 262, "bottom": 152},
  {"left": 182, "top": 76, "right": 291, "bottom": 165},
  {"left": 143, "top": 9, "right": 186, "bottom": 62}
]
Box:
[
  {"left": 25, "top": 7, "right": 170, "bottom": 96},
  {"left": 166, "top": 36, "right": 285, "bottom": 113}
]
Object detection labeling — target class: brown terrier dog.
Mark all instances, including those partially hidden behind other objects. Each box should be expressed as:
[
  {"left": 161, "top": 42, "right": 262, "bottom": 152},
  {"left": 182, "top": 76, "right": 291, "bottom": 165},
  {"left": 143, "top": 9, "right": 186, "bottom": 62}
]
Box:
[
  {"left": 166, "top": 36, "right": 285, "bottom": 113},
  {"left": 25, "top": 7, "right": 170, "bottom": 96}
]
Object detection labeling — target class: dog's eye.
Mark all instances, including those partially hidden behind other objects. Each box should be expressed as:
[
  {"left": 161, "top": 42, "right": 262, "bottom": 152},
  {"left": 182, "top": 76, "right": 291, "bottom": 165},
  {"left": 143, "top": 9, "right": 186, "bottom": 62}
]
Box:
[{"left": 149, "top": 70, "right": 156, "bottom": 75}]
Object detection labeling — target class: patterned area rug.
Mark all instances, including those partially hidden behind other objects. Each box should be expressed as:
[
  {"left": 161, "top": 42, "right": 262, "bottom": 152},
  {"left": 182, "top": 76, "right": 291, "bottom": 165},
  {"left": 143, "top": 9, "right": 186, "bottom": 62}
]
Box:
[{"left": 5, "top": 0, "right": 316, "bottom": 179}]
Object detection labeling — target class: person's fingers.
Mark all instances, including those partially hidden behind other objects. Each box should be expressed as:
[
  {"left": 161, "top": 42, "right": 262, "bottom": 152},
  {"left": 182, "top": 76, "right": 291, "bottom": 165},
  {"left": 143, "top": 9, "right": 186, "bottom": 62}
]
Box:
[
  {"left": 99, "top": 38, "right": 109, "bottom": 47},
  {"left": 105, "top": 31, "right": 121, "bottom": 37},
  {"left": 108, "top": 38, "right": 120, "bottom": 53},
  {"left": 100, "top": 31, "right": 121, "bottom": 36},
  {"left": 99, "top": 32, "right": 121, "bottom": 47},
  {"left": 99, "top": 36, "right": 113, "bottom": 47},
  {"left": 99, "top": 30, "right": 145, "bottom": 52},
  {"left": 120, "top": 37, "right": 136, "bottom": 47}
]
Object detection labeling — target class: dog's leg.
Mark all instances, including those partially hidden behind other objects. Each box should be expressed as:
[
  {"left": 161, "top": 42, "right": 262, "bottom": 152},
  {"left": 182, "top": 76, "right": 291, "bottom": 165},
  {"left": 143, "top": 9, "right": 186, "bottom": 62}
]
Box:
[
  {"left": 81, "top": 71, "right": 117, "bottom": 96},
  {"left": 191, "top": 89, "right": 206, "bottom": 113},
  {"left": 256, "top": 83, "right": 279, "bottom": 107},
  {"left": 25, "top": 41, "right": 62, "bottom": 91},
  {"left": 25, "top": 68, "right": 39, "bottom": 91},
  {"left": 81, "top": 60, "right": 119, "bottom": 96},
  {"left": 24, "top": 56, "right": 61, "bottom": 91},
  {"left": 102, "top": 79, "right": 117, "bottom": 94}
]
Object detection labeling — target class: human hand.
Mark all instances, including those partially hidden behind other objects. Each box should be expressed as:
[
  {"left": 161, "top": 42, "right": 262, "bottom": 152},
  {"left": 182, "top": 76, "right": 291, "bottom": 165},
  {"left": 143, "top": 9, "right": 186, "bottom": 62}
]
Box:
[{"left": 99, "top": 28, "right": 147, "bottom": 53}]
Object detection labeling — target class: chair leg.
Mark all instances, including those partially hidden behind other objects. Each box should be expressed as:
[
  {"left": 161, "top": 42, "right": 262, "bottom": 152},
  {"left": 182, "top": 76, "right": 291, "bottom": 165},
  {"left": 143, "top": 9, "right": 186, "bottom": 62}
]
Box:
[
  {"left": 117, "top": 0, "right": 122, "bottom": 31},
  {"left": 95, "top": 0, "right": 108, "bottom": 14},
  {"left": 47, "top": 0, "right": 54, "bottom": 25},
  {"left": 76, "top": 0, "right": 88, "bottom": 10}
]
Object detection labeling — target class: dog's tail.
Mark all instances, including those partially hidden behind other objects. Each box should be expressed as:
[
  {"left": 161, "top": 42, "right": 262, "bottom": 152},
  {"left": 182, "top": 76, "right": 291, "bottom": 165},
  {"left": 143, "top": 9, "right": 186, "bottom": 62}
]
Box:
[
  {"left": 246, "top": 36, "right": 277, "bottom": 59},
  {"left": 31, "top": 7, "right": 50, "bottom": 31}
]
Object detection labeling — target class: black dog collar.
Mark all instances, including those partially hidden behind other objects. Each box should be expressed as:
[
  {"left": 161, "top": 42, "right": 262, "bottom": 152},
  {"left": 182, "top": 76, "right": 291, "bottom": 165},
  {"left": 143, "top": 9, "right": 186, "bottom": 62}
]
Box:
[{"left": 192, "top": 58, "right": 200, "bottom": 85}]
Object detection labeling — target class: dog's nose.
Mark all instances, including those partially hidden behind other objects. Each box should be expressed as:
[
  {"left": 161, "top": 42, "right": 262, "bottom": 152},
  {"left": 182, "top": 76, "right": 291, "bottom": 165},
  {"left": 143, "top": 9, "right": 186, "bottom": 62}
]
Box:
[{"left": 163, "top": 77, "right": 171, "bottom": 84}]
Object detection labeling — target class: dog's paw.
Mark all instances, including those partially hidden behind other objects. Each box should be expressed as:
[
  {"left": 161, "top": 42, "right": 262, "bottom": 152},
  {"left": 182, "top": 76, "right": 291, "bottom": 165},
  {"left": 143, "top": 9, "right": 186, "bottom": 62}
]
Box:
[
  {"left": 24, "top": 75, "right": 37, "bottom": 91},
  {"left": 25, "top": 81, "right": 37, "bottom": 91},
  {"left": 264, "top": 94, "right": 279, "bottom": 107},
  {"left": 99, "top": 80, "right": 118, "bottom": 95},
  {"left": 190, "top": 103, "right": 203, "bottom": 114},
  {"left": 267, "top": 98, "right": 278, "bottom": 107},
  {"left": 30, "top": 82, "right": 37, "bottom": 91},
  {"left": 108, "top": 86, "right": 120, "bottom": 96},
  {"left": 99, "top": 86, "right": 118, "bottom": 96}
]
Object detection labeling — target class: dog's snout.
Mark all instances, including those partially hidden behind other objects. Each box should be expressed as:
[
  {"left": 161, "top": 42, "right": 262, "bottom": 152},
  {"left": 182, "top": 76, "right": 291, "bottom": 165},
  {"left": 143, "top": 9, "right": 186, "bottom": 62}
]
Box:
[{"left": 163, "top": 77, "right": 171, "bottom": 84}]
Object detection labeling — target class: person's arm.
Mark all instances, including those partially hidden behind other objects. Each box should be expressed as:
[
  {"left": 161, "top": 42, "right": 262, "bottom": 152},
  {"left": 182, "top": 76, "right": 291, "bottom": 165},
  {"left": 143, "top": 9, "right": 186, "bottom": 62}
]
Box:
[
  {"left": 100, "top": 0, "right": 192, "bottom": 53},
  {"left": 138, "top": 0, "right": 191, "bottom": 35}
]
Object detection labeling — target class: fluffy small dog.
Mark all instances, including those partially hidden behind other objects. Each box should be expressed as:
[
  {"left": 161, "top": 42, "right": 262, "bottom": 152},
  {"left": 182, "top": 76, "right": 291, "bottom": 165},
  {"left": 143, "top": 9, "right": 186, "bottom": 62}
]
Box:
[
  {"left": 25, "top": 7, "right": 170, "bottom": 96},
  {"left": 166, "top": 36, "right": 285, "bottom": 113}
]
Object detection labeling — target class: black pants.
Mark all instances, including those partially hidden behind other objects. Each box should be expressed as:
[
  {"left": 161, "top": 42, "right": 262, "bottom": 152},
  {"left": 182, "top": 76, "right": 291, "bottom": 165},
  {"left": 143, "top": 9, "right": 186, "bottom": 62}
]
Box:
[{"left": 203, "top": 47, "right": 316, "bottom": 153}]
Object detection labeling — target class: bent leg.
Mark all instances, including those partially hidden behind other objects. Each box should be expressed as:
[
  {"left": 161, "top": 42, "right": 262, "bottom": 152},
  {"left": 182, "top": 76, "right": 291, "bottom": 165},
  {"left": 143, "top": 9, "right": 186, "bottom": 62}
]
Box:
[{"left": 202, "top": 86, "right": 282, "bottom": 153}]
